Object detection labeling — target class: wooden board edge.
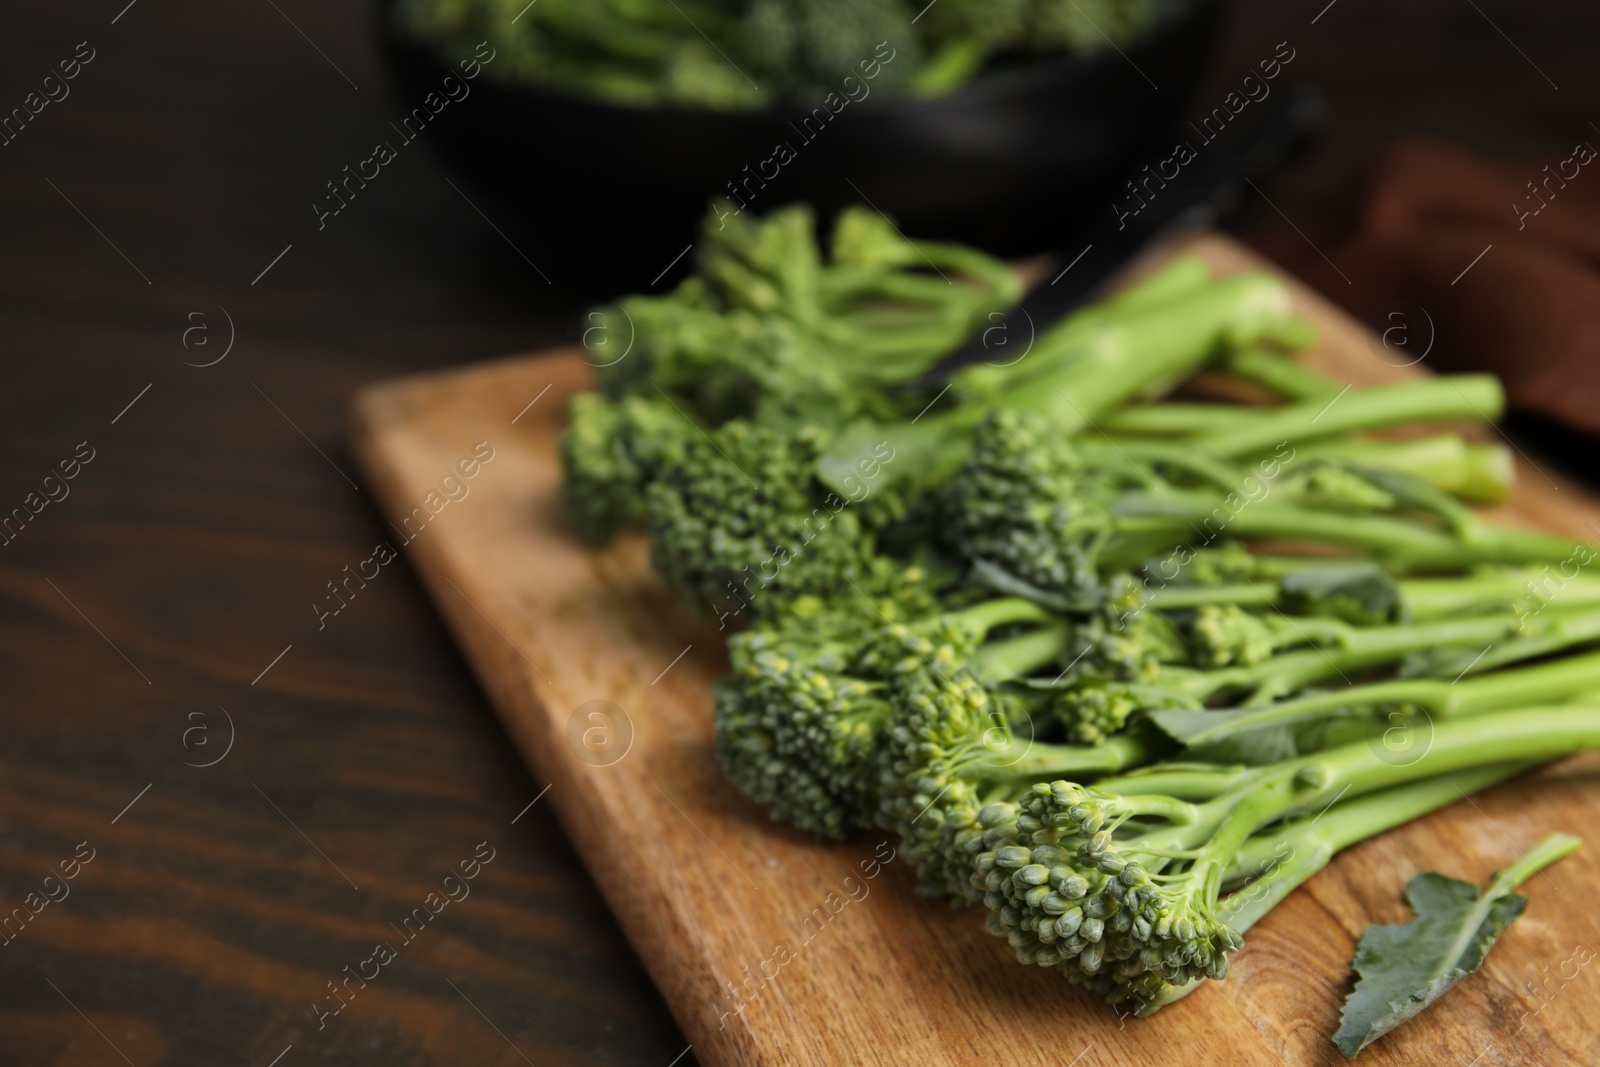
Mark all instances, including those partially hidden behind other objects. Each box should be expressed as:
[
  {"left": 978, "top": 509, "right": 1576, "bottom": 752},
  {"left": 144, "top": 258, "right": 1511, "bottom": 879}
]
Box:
[{"left": 346, "top": 374, "right": 778, "bottom": 1067}]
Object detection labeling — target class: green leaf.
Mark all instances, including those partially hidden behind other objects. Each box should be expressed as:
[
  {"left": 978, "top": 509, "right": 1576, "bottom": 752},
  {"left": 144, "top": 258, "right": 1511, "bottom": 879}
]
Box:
[
  {"left": 1147, "top": 706, "right": 1255, "bottom": 744},
  {"left": 1146, "top": 706, "right": 1327, "bottom": 763},
  {"left": 1279, "top": 561, "right": 1401, "bottom": 626},
  {"left": 815, "top": 416, "right": 966, "bottom": 499},
  {"left": 1333, "top": 832, "right": 1582, "bottom": 1058}
]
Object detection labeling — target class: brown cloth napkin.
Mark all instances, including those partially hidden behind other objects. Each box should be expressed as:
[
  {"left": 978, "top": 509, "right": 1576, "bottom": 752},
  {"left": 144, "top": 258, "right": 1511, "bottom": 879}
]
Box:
[{"left": 1250, "top": 137, "right": 1600, "bottom": 435}]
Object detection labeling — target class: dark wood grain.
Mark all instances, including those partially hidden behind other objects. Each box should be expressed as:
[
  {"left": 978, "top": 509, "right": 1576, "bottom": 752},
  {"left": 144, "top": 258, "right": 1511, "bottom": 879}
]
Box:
[
  {"left": 0, "top": 4, "right": 683, "bottom": 1066},
  {"left": 1, "top": 2, "right": 1596, "bottom": 1066}
]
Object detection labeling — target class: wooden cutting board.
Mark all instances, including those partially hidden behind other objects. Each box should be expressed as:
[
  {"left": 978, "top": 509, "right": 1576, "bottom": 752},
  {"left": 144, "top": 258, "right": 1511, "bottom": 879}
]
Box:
[{"left": 348, "top": 234, "right": 1600, "bottom": 1067}]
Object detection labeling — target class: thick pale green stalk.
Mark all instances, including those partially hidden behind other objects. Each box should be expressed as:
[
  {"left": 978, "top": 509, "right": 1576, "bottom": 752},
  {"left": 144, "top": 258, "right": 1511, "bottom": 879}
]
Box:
[
  {"left": 1292, "top": 434, "right": 1515, "bottom": 505},
  {"left": 1106, "top": 256, "right": 1214, "bottom": 311},
  {"left": 1220, "top": 346, "right": 1340, "bottom": 401},
  {"left": 1014, "top": 272, "right": 1294, "bottom": 429},
  {"left": 948, "top": 257, "right": 1229, "bottom": 404},
  {"left": 1102, "top": 402, "right": 1255, "bottom": 436},
  {"left": 1403, "top": 569, "right": 1600, "bottom": 619},
  {"left": 1107, "top": 494, "right": 1584, "bottom": 569},
  {"left": 818, "top": 271, "right": 1287, "bottom": 496},
  {"left": 1146, "top": 569, "right": 1600, "bottom": 620},
  {"left": 986, "top": 733, "right": 1158, "bottom": 779},
  {"left": 1174, "top": 611, "right": 1562, "bottom": 704},
  {"left": 1285, "top": 705, "right": 1600, "bottom": 808},
  {"left": 954, "top": 597, "right": 1056, "bottom": 635},
  {"left": 1192, "top": 375, "right": 1504, "bottom": 458},
  {"left": 1176, "top": 649, "right": 1600, "bottom": 748}
]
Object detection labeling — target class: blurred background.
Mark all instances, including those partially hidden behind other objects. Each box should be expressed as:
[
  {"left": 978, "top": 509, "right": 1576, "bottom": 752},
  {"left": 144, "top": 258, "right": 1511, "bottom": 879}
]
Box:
[{"left": 1, "top": 1, "right": 1597, "bottom": 1064}]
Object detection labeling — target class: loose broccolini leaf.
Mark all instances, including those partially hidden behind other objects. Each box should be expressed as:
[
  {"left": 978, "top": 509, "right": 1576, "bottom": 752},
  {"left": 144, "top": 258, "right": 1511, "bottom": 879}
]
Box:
[{"left": 1333, "top": 833, "right": 1583, "bottom": 1058}]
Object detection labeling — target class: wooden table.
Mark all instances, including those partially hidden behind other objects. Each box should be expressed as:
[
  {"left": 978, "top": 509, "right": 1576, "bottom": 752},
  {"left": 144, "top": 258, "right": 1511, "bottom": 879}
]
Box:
[{"left": 1, "top": 2, "right": 1597, "bottom": 1066}]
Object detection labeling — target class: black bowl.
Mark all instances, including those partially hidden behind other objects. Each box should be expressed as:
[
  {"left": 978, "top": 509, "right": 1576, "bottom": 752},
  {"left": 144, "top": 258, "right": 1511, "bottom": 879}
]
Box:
[{"left": 376, "top": 0, "right": 1225, "bottom": 291}]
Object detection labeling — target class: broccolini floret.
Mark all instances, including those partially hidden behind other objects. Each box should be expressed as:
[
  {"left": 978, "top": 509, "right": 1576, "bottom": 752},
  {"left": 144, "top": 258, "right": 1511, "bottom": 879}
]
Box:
[
  {"left": 591, "top": 203, "right": 1018, "bottom": 428},
  {"left": 942, "top": 408, "right": 1118, "bottom": 611},
  {"left": 713, "top": 561, "right": 957, "bottom": 837},
  {"left": 642, "top": 417, "right": 876, "bottom": 614},
  {"left": 559, "top": 392, "right": 693, "bottom": 543},
  {"left": 872, "top": 622, "right": 1162, "bottom": 902},
  {"left": 974, "top": 705, "right": 1600, "bottom": 1014}
]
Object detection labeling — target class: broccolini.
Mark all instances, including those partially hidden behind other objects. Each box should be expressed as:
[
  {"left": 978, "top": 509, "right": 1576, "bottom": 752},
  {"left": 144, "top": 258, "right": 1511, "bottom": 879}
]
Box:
[{"left": 550, "top": 201, "right": 1600, "bottom": 1039}]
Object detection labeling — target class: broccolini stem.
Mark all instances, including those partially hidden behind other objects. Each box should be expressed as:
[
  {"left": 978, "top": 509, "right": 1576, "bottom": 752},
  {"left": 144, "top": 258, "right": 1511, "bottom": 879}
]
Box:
[
  {"left": 1193, "top": 375, "right": 1504, "bottom": 458},
  {"left": 1401, "top": 569, "right": 1600, "bottom": 618},
  {"left": 1289, "top": 434, "right": 1514, "bottom": 505},
  {"left": 956, "top": 270, "right": 1285, "bottom": 408},
  {"left": 818, "top": 269, "right": 1292, "bottom": 498},
  {"left": 1106, "top": 503, "right": 1461, "bottom": 563},
  {"left": 1102, "top": 402, "right": 1259, "bottom": 437},
  {"left": 1459, "top": 607, "right": 1600, "bottom": 673},
  {"left": 1016, "top": 272, "right": 1295, "bottom": 432},
  {"left": 1097, "top": 763, "right": 1262, "bottom": 801},
  {"left": 1457, "top": 443, "right": 1519, "bottom": 504},
  {"left": 1485, "top": 830, "right": 1585, "bottom": 896},
  {"left": 1178, "top": 648, "right": 1600, "bottom": 748},
  {"left": 1289, "top": 704, "right": 1600, "bottom": 807},
  {"left": 908, "top": 239, "right": 1025, "bottom": 303},
  {"left": 952, "top": 597, "right": 1056, "bottom": 635},
  {"left": 1225, "top": 762, "right": 1537, "bottom": 893},
  {"left": 1172, "top": 609, "right": 1567, "bottom": 704},
  {"left": 1142, "top": 583, "right": 1283, "bottom": 610},
  {"left": 992, "top": 732, "right": 1159, "bottom": 779},
  {"left": 1149, "top": 568, "right": 1600, "bottom": 619},
  {"left": 1107, "top": 496, "right": 1584, "bottom": 569},
  {"left": 1336, "top": 607, "right": 1589, "bottom": 656},
  {"left": 1219, "top": 346, "right": 1340, "bottom": 402},
  {"left": 1100, "top": 423, "right": 1510, "bottom": 502},
  {"left": 1133, "top": 704, "right": 1600, "bottom": 897},
  {"left": 1081, "top": 440, "right": 1247, "bottom": 492},
  {"left": 971, "top": 623, "right": 1073, "bottom": 681},
  {"left": 1106, "top": 255, "right": 1214, "bottom": 312},
  {"left": 1138, "top": 761, "right": 1537, "bottom": 1014}
]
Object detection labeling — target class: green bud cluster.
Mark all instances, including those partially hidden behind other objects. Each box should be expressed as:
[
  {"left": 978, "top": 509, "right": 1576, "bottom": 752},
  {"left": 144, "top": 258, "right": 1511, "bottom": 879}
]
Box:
[
  {"left": 975, "top": 782, "right": 1243, "bottom": 998},
  {"left": 1188, "top": 605, "right": 1281, "bottom": 668},
  {"left": 645, "top": 419, "right": 872, "bottom": 614},
  {"left": 944, "top": 410, "right": 1114, "bottom": 610},
  {"left": 873, "top": 626, "right": 1003, "bottom": 902},
  {"left": 559, "top": 392, "right": 692, "bottom": 544},
  {"left": 1050, "top": 686, "right": 1142, "bottom": 745}
]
